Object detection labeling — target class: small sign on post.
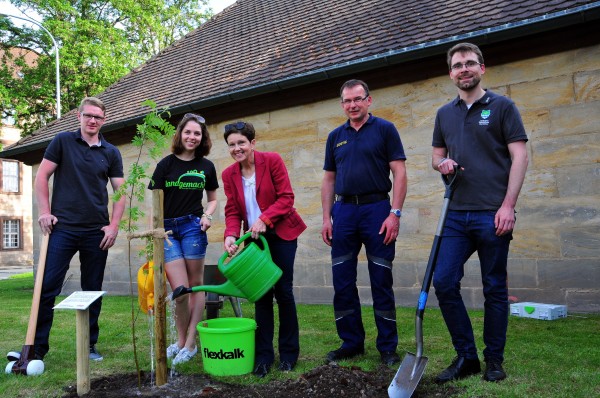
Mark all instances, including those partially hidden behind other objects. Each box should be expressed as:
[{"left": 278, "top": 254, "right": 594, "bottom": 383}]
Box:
[{"left": 55, "top": 291, "right": 106, "bottom": 396}]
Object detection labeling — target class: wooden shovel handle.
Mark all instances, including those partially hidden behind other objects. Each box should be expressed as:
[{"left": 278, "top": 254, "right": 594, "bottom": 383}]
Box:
[{"left": 25, "top": 234, "right": 50, "bottom": 345}]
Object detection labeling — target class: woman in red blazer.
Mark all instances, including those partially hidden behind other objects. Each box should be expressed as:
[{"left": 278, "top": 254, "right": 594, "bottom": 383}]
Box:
[{"left": 222, "top": 121, "right": 306, "bottom": 378}]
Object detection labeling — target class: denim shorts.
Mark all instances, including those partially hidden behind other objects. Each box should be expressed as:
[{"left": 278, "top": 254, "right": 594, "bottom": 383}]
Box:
[{"left": 163, "top": 214, "right": 208, "bottom": 262}]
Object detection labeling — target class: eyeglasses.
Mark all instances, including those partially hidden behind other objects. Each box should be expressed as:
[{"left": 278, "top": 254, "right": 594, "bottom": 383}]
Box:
[
  {"left": 81, "top": 113, "right": 105, "bottom": 122},
  {"left": 450, "top": 60, "right": 483, "bottom": 71},
  {"left": 341, "top": 95, "right": 369, "bottom": 105},
  {"left": 225, "top": 122, "right": 247, "bottom": 132},
  {"left": 184, "top": 113, "right": 206, "bottom": 124}
]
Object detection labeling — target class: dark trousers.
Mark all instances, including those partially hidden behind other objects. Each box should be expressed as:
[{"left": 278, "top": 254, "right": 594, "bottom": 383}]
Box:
[
  {"left": 254, "top": 233, "right": 300, "bottom": 365},
  {"left": 432, "top": 210, "right": 512, "bottom": 363},
  {"left": 35, "top": 229, "right": 108, "bottom": 357},
  {"left": 330, "top": 200, "right": 398, "bottom": 353}
]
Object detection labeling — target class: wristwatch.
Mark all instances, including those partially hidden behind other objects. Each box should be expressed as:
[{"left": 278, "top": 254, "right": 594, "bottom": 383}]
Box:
[{"left": 390, "top": 209, "right": 402, "bottom": 217}]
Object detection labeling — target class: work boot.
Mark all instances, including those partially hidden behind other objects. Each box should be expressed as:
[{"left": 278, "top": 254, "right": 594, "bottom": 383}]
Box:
[
  {"left": 325, "top": 346, "right": 365, "bottom": 363},
  {"left": 434, "top": 356, "right": 480, "bottom": 384},
  {"left": 380, "top": 351, "right": 401, "bottom": 366}
]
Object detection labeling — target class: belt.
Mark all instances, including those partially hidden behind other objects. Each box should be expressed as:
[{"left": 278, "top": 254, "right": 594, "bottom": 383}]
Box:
[{"left": 335, "top": 192, "right": 389, "bottom": 205}]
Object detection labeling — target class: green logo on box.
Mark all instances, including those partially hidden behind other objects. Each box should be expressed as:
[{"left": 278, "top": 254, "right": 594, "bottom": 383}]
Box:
[{"left": 525, "top": 306, "right": 535, "bottom": 314}]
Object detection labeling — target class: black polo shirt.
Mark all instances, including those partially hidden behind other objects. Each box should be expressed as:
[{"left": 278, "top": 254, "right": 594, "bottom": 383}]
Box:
[
  {"left": 324, "top": 115, "right": 406, "bottom": 195},
  {"left": 432, "top": 90, "right": 528, "bottom": 211},
  {"left": 44, "top": 130, "right": 124, "bottom": 231}
]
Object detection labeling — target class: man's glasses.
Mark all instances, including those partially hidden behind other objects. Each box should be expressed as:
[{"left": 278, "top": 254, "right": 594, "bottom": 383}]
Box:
[
  {"left": 184, "top": 113, "right": 206, "bottom": 124},
  {"left": 225, "top": 122, "right": 247, "bottom": 132},
  {"left": 341, "top": 95, "right": 368, "bottom": 105},
  {"left": 450, "top": 60, "right": 483, "bottom": 71},
  {"left": 81, "top": 113, "right": 105, "bottom": 122}
]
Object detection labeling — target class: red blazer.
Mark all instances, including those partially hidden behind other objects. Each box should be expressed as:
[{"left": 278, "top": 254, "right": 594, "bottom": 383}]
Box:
[{"left": 222, "top": 151, "right": 307, "bottom": 241}]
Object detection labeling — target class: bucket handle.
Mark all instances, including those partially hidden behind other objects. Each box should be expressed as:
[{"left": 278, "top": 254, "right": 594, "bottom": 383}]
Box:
[{"left": 218, "top": 232, "right": 270, "bottom": 266}]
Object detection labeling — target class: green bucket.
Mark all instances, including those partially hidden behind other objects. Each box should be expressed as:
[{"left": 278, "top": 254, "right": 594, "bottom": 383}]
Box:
[{"left": 197, "top": 317, "right": 256, "bottom": 376}]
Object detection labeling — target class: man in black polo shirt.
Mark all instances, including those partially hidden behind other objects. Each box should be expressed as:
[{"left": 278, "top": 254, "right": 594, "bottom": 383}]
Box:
[
  {"left": 33, "top": 97, "right": 125, "bottom": 362},
  {"left": 321, "top": 79, "right": 407, "bottom": 366},
  {"left": 431, "top": 43, "right": 528, "bottom": 383}
]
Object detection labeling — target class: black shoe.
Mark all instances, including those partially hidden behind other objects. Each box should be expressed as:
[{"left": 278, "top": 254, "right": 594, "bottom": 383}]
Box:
[
  {"left": 278, "top": 361, "right": 296, "bottom": 372},
  {"left": 325, "top": 346, "right": 365, "bottom": 363},
  {"left": 435, "top": 356, "right": 481, "bottom": 384},
  {"left": 483, "top": 360, "right": 506, "bottom": 382},
  {"left": 253, "top": 363, "right": 270, "bottom": 378},
  {"left": 380, "top": 351, "right": 401, "bottom": 366}
]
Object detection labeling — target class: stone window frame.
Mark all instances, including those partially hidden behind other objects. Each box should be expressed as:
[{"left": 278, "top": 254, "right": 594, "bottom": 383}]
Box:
[
  {"left": 0, "top": 159, "right": 22, "bottom": 194},
  {"left": 1, "top": 217, "right": 23, "bottom": 251}
]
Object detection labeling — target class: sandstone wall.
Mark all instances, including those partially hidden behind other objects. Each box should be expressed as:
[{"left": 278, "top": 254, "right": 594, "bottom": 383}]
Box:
[{"left": 53, "top": 44, "right": 599, "bottom": 312}]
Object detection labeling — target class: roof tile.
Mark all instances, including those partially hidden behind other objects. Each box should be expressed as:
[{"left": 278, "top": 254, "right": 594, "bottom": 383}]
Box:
[{"left": 4, "top": 0, "right": 598, "bottom": 153}]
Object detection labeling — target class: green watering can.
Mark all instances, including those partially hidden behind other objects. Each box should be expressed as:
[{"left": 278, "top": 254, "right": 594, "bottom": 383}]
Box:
[{"left": 170, "top": 232, "right": 282, "bottom": 303}]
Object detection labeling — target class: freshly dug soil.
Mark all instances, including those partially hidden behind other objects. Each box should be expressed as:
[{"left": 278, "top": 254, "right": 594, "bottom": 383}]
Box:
[{"left": 62, "top": 364, "right": 460, "bottom": 397}]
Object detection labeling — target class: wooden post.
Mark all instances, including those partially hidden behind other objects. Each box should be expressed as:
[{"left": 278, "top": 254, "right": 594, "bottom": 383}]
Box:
[
  {"left": 152, "top": 190, "right": 168, "bottom": 386},
  {"left": 76, "top": 309, "right": 90, "bottom": 395}
]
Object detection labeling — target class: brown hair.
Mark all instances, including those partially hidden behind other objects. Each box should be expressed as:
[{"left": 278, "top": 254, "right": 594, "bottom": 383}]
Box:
[
  {"left": 446, "top": 42, "right": 484, "bottom": 69},
  {"left": 340, "top": 79, "right": 370, "bottom": 98},
  {"left": 79, "top": 97, "right": 105, "bottom": 113},
  {"left": 172, "top": 113, "right": 212, "bottom": 157},
  {"left": 223, "top": 121, "right": 255, "bottom": 143}
]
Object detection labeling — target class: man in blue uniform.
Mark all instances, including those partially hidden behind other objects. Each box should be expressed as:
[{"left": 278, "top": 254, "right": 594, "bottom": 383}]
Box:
[
  {"left": 431, "top": 43, "right": 528, "bottom": 383},
  {"left": 321, "top": 79, "right": 407, "bottom": 366}
]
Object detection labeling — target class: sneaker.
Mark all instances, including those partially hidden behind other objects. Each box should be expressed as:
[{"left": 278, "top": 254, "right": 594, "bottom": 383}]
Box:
[
  {"left": 172, "top": 346, "right": 197, "bottom": 365},
  {"left": 434, "top": 356, "right": 480, "bottom": 384},
  {"left": 380, "top": 351, "right": 401, "bottom": 366},
  {"left": 325, "top": 346, "right": 365, "bottom": 363},
  {"left": 89, "top": 345, "right": 103, "bottom": 361},
  {"left": 166, "top": 343, "right": 182, "bottom": 359},
  {"left": 483, "top": 359, "right": 506, "bottom": 382}
]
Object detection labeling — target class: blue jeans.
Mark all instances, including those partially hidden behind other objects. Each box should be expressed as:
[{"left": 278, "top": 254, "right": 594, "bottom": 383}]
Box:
[
  {"left": 432, "top": 210, "right": 512, "bottom": 363},
  {"left": 35, "top": 229, "right": 108, "bottom": 357},
  {"left": 330, "top": 200, "right": 397, "bottom": 353},
  {"left": 253, "top": 233, "right": 300, "bottom": 365},
  {"left": 163, "top": 215, "right": 208, "bottom": 262}
]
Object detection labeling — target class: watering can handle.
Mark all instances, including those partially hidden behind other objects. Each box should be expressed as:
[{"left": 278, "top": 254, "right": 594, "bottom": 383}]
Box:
[{"left": 219, "top": 232, "right": 270, "bottom": 265}]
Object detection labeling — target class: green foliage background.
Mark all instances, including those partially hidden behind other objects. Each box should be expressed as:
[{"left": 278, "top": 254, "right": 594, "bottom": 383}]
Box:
[{"left": 0, "top": 0, "right": 211, "bottom": 134}]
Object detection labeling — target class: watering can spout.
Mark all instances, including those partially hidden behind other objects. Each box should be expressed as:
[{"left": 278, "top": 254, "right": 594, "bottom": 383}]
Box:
[{"left": 190, "top": 280, "right": 245, "bottom": 299}]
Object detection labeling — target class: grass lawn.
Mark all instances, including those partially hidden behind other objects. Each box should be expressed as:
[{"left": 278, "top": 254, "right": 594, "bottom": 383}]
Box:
[{"left": 0, "top": 273, "right": 599, "bottom": 397}]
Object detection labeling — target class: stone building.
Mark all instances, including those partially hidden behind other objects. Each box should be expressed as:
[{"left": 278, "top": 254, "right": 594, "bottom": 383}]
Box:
[{"left": 1, "top": 0, "right": 599, "bottom": 311}]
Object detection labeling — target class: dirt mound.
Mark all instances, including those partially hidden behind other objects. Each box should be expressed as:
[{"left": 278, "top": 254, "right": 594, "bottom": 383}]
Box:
[{"left": 62, "top": 364, "right": 402, "bottom": 397}]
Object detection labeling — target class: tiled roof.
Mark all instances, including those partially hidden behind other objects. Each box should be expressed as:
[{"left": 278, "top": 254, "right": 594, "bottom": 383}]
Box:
[{"left": 3, "top": 0, "right": 599, "bottom": 155}]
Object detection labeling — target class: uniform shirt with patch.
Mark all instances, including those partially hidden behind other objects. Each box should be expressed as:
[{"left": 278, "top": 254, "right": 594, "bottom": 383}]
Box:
[
  {"left": 432, "top": 90, "right": 528, "bottom": 211},
  {"left": 323, "top": 115, "right": 406, "bottom": 195}
]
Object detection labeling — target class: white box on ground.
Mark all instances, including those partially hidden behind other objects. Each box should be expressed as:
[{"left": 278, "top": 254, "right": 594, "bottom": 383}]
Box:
[{"left": 510, "top": 302, "right": 567, "bottom": 320}]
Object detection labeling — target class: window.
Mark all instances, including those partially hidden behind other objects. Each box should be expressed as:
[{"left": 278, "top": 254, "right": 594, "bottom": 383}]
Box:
[
  {"left": 1, "top": 160, "right": 20, "bottom": 193},
  {"left": 2, "top": 219, "right": 21, "bottom": 250}
]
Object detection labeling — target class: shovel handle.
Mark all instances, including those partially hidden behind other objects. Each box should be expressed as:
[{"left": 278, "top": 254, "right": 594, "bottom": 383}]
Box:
[
  {"left": 441, "top": 164, "right": 462, "bottom": 200},
  {"left": 26, "top": 234, "right": 50, "bottom": 345}
]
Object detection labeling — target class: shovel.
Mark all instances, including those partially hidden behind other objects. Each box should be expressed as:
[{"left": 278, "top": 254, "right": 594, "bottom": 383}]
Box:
[
  {"left": 6, "top": 234, "right": 49, "bottom": 376},
  {"left": 388, "top": 167, "right": 461, "bottom": 398}
]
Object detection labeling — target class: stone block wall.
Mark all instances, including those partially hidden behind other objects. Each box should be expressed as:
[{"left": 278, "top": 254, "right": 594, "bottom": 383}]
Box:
[{"left": 53, "top": 44, "right": 599, "bottom": 312}]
